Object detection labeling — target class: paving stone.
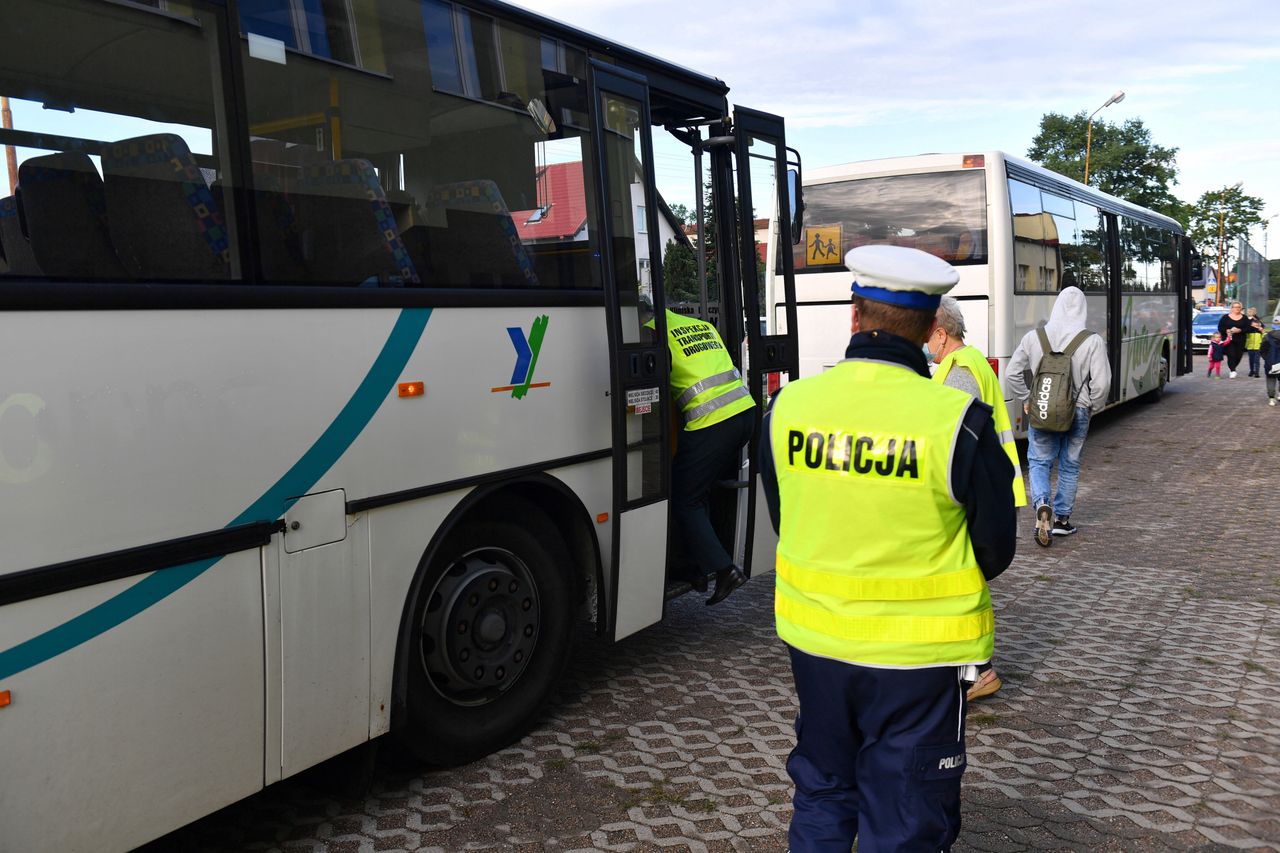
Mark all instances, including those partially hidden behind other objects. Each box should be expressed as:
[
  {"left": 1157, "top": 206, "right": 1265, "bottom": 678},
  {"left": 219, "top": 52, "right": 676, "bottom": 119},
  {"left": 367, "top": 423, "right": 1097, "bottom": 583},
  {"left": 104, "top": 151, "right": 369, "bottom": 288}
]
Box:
[{"left": 152, "top": 361, "right": 1280, "bottom": 851}]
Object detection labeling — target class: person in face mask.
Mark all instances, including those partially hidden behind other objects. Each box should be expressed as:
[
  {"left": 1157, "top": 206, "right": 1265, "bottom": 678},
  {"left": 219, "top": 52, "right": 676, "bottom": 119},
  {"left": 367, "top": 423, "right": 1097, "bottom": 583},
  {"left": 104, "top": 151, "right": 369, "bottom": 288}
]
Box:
[{"left": 925, "top": 297, "right": 1027, "bottom": 702}]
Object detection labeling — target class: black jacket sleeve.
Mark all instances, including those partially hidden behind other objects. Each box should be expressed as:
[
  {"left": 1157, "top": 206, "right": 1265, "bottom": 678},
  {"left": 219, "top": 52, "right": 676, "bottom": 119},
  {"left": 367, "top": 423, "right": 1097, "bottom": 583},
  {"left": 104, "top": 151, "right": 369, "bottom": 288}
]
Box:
[
  {"left": 950, "top": 401, "right": 1017, "bottom": 581},
  {"left": 760, "top": 392, "right": 781, "bottom": 535}
]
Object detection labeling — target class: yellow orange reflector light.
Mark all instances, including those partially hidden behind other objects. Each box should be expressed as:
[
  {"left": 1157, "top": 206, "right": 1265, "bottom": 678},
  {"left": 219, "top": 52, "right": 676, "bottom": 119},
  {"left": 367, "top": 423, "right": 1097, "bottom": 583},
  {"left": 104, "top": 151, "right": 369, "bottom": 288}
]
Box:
[
  {"left": 0, "top": 690, "right": 10, "bottom": 708},
  {"left": 962, "top": 154, "right": 985, "bottom": 168},
  {"left": 398, "top": 382, "right": 425, "bottom": 398},
  {"left": 596, "top": 513, "right": 609, "bottom": 524}
]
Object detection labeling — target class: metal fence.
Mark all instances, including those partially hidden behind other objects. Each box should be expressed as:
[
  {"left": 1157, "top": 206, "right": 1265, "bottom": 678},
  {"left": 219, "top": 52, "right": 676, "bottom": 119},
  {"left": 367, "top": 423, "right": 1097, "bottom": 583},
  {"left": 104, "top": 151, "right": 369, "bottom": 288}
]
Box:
[{"left": 1234, "top": 239, "right": 1272, "bottom": 318}]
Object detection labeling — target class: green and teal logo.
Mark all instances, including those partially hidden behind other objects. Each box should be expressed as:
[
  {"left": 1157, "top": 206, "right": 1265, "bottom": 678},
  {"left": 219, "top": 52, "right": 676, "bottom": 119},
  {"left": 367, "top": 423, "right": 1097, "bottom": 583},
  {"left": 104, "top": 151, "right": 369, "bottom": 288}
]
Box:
[{"left": 491, "top": 314, "right": 551, "bottom": 399}]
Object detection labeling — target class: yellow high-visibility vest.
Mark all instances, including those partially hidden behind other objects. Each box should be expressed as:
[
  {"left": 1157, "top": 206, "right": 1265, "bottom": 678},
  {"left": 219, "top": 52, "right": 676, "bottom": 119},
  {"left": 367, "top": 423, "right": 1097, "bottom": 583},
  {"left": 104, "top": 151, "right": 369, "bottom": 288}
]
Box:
[
  {"left": 771, "top": 359, "right": 994, "bottom": 667},
  {"left": 933, "top": 344, "right": 1028, "bottom": 507},
  {"left": 656, "top": 310, "right": 755, "bottom": 431}
]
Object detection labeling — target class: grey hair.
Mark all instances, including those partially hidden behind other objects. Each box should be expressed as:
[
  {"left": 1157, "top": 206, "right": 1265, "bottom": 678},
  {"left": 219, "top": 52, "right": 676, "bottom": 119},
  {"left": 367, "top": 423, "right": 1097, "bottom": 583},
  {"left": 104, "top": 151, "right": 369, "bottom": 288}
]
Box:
[{"left": 936, "top": 296, "right": 966, "bottom": 339}]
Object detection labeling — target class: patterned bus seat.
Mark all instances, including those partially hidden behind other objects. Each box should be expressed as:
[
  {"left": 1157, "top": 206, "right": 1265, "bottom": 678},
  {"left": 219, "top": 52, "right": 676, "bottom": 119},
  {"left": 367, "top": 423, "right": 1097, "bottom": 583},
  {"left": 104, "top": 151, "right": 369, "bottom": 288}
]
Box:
[
  {"left": 101, "top": 133, "right": 231, "bottom": 280},
  {"left": 429, "top": 180, "right": 539, "bottom": 288},
  {"left": 18, "top": 152, "right": 126, "bottom": 278},
  {"left": 295, "top": 159, "right": 420, "bottom": 286},
  {"left": 0, "top": 193, "right": 42, "bottom": 276}
]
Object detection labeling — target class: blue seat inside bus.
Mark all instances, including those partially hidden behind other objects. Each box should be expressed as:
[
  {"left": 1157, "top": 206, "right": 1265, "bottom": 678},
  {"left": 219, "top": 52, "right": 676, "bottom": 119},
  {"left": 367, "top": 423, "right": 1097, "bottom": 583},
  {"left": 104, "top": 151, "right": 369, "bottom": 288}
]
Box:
[
  {"left": 101, "top": 133, "right": 231, "bottom": 280},
  {"left": 294, "top": 159, "right": 420, "bottom": 287},
  {"left": 425, "top": 180, "right": 540, "bottom": 288},
  {"left": 0, "top": 193, "right": 41, "bottom": 276},
  {"left": 18, "top": 152, "right": 126, "bottom": 279}
]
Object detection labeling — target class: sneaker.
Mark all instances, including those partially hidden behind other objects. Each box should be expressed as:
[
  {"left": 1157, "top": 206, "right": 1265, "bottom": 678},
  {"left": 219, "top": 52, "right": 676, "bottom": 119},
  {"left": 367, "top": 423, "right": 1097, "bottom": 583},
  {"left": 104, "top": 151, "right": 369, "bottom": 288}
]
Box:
[
  {"left": 1051, "top": 517, "right": 1077, "bottom": 536},
  {"left": 1034, "top": 504, "right": 1052, "bottom": 547},
  {"left": 1229, "top": 371, "right": 1237, "bottom": 378},
  {"left": 1270, "top": 399, "right": 1277, "bottom": 407}
]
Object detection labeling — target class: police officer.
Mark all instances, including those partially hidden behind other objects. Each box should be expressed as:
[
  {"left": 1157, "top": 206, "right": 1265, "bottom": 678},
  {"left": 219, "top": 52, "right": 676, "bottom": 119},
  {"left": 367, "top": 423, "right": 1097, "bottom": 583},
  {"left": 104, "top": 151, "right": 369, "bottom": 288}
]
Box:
[
  {"left": 760, "top": 245, "right": 1017, "bottom": 851},
  {"left": 647, "top": 304, "right": 755, "bottom": 605}
]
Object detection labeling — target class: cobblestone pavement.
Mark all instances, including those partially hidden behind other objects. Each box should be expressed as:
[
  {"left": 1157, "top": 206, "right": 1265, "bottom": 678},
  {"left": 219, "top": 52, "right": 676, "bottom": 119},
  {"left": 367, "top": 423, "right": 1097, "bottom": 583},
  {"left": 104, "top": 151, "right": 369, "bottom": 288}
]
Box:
[{"left": 156, "top": 360, "right": 1280, "bottom": 852}]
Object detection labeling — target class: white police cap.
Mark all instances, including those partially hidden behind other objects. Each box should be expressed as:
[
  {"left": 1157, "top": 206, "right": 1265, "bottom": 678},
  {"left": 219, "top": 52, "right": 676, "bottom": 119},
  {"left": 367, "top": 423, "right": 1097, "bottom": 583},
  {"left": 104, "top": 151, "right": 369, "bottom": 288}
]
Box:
[{"left": 847, "top": 245, "right": 959, "bottom": 311}]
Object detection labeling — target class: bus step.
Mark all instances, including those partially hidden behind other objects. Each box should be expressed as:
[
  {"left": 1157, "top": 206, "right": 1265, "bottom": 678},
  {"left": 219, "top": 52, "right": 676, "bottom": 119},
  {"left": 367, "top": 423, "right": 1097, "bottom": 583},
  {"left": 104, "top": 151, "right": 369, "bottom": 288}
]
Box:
[{"left": 664, "top": 579, "right": 699, "bottom": 601}]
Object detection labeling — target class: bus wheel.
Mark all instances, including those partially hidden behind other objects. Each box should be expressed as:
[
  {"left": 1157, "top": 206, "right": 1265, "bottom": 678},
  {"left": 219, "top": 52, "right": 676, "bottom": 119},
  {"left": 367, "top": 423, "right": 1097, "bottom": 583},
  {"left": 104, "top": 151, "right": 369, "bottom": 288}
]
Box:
[
  {"left": 397, "top": 511, "right": 574, "bottom": 767},
  {"left": 1141, "top": 355, "right": 1169, "bottom": 404}
]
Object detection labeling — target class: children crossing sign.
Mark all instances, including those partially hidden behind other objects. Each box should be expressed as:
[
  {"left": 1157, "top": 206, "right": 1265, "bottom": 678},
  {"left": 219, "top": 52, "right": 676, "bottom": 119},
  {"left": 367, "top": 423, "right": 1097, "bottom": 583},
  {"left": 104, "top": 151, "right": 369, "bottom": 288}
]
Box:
[{"left": 805, "top": 225, "right": 843, "bottom": 266}]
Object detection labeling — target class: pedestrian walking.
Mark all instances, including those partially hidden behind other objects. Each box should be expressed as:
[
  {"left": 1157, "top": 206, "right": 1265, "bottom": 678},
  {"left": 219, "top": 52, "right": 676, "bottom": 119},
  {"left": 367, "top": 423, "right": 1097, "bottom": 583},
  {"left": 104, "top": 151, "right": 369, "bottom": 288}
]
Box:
[
  {"left": 1207, "top": 332, "right": 1229, "bottom": 378},
  {"left": 762, "top": 245, "right": 1017, "bottom": 852},
  {"left": 927, "top": 294, "right": 1026, "bottom": 702},
  {"left": 1217, "top": 302, "right": 1253, "bottom": 378},
  {"left": 1263, "top": 318, "right": 1280, "bottom": 407},
  {"left": 1006, "top": 286, "right": 1111, "bottom": 547},
  {"left": 1244, "top": 307, "right": 1265, "bottom": 377},
  {"left": 642, "top": 302, "right": 753, "bottom": 605}
]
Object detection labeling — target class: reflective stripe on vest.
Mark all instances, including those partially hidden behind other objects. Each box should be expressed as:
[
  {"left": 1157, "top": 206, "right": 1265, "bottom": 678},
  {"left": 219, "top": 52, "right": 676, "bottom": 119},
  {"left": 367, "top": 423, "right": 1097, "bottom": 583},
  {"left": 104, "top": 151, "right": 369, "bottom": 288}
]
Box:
[
  {"left": 659, "top": 310, "right": 755, "bottom": 430},
  {"left": 934, "top": 345, "right": 1028, "bottom": 508},
  {"left": 771, "top": 359, "right": 993, "bottom": 668},
  {"left": 676, "top": 368, "right": 742, "bottom": 409}
]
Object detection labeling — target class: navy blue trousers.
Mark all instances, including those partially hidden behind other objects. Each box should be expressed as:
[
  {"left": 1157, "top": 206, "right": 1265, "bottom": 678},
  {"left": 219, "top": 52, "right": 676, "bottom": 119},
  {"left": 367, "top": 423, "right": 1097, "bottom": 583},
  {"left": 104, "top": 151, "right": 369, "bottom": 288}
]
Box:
[
  {"left": 787, "top": 646, "right": 968, "bottom": 853},
  {"left": 670, "top": 408, "right": 754, "bottom": 577}
]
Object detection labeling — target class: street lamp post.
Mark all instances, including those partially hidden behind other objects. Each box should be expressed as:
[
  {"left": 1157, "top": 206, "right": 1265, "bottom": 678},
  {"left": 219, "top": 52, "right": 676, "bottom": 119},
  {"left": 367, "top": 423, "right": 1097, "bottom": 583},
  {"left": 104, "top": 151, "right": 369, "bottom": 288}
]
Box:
[{"left": 1084, "top": 90, "right": 1125, "bottom": 186}]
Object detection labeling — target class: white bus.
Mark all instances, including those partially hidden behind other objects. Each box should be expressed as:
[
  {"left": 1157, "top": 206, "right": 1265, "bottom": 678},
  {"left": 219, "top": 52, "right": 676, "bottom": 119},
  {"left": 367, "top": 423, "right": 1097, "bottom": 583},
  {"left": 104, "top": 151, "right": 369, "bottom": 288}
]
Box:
[
  {"left": 0, "top": 1, "right": 800, "bottom": 848},
  {"left": 767, "top": 152, "right": 1194, "bottom": 432}
]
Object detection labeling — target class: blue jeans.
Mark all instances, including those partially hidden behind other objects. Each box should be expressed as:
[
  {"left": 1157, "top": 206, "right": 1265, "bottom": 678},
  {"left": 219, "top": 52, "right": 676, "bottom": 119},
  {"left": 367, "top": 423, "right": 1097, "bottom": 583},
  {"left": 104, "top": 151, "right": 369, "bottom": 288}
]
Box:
[{"left": 1027, "top": 407, "right": 1091, "bottom": 519}]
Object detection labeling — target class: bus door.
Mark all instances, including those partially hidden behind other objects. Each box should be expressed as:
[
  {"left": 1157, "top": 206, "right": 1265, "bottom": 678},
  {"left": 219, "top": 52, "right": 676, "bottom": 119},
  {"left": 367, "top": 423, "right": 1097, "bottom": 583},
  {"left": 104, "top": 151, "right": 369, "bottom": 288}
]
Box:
[
  {"left": 731, "top": 107, "right": 799, "bottom": 577},
  {"left": 1104, "top": 212, "right": 1123, "bottom": 403},
  {"left": 589, "top": 64, "right": 672, "bottom": 641},
  {"left": 1178, "top": 237, "right": 1196, "bottom": 375}
]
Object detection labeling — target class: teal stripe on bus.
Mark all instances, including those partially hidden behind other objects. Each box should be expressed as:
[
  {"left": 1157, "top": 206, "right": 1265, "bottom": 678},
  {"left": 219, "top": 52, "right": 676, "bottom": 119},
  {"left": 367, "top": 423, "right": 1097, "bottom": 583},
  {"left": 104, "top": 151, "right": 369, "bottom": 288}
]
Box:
[{"left": 0, "top": 308, "right": 432, "bottom": 681}]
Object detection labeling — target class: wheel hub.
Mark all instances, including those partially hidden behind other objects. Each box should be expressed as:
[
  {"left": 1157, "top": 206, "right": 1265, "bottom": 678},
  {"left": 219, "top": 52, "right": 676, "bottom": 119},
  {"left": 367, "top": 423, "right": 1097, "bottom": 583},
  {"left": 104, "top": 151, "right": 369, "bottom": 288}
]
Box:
[{"left": 419, "top": 549, "right": 540, "bottom": 705}]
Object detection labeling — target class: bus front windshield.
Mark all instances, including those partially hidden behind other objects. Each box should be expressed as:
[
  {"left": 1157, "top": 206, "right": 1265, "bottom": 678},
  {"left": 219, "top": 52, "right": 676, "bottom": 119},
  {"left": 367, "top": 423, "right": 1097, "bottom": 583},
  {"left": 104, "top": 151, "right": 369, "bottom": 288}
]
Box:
[{"left": 793, "top": 170, "right": 988, "bottom": 272}]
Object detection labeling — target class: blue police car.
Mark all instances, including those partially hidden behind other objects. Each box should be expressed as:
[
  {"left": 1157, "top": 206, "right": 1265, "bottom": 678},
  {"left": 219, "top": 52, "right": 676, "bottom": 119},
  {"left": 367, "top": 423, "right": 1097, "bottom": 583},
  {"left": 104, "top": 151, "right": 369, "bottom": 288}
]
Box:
[{"left": 1191, "top": 308, "right": 1229, "bottom": 352}]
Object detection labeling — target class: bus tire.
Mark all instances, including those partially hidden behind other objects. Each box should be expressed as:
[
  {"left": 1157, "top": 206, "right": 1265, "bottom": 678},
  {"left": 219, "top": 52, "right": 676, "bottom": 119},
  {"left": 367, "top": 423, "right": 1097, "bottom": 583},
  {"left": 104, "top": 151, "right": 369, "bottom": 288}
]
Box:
[
  {"left": 1141, "top": 354, "right": 1169, "bottom": 404},
  {"left": 395, "top": 507, "right": 574, "bottom": 767}
]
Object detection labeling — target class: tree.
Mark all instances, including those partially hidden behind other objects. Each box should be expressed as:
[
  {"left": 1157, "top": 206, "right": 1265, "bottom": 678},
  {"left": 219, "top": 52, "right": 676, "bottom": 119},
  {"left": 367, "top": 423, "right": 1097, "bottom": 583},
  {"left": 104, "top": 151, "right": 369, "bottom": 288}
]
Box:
[
  {"left": 661, "top": 239, "right": 699, "bottom": 303},
  {"left": 1186, "top": 183, "right": 1264, "bottom": 301},
  {"left": 666, "top": 202, "right": 692, "bottom": 229},
  {"left": 1028, "top": 113, "right": 1185, "bottom": 224}
]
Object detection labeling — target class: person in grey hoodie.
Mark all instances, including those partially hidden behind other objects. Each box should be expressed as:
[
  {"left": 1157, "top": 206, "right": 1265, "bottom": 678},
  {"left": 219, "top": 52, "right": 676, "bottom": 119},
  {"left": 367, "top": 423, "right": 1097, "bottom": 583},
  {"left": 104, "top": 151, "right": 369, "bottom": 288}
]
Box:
[{"left": 1006, "top": 287, "right": 1111, "bottom": 546}]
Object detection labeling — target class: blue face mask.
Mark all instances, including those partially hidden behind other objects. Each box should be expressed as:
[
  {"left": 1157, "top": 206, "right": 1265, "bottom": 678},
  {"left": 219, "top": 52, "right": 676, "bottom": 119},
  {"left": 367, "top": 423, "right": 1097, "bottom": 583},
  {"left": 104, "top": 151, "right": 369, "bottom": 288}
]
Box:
[{"left": 922, "top": 342, "right": 934, "bottom": 362}]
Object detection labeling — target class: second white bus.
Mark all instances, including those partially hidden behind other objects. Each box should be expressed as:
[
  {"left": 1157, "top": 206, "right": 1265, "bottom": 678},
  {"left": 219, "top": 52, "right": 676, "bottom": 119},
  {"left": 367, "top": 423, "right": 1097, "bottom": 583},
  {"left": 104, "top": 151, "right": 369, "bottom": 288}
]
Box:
[{"left": 767, "top": 151, "right": 1194, "bottom": 432}]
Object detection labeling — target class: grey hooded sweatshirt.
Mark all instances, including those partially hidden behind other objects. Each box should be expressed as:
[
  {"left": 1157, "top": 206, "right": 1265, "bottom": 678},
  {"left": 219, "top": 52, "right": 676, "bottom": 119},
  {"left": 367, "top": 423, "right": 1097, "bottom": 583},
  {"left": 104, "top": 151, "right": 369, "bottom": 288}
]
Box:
[{"left": 1006, "top": 286, "right": 1112, "bottom": 414}]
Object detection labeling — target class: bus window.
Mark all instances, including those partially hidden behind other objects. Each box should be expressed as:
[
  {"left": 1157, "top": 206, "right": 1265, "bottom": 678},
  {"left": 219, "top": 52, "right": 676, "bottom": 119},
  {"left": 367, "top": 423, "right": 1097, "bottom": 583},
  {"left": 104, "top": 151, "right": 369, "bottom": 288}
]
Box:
[
  {"left": 0, "top": 0, "right": 238, "bottom": 282},
  {"left": 239, "top": 0, "right": 601, "bottom": 289},
  {"left": 793, "top": 170, "right": 987, "bottom": 273}
]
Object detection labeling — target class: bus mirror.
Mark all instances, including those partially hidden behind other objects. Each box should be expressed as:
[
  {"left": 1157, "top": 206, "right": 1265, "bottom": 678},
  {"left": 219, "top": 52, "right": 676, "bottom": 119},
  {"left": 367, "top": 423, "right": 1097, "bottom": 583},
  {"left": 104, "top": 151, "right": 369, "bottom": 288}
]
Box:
[
  {"left": 1190, "top": 252, "right": 1203, "bottom": 281},
  {"left": 787, "top": 167, "right": 804, "bottom": 245}
]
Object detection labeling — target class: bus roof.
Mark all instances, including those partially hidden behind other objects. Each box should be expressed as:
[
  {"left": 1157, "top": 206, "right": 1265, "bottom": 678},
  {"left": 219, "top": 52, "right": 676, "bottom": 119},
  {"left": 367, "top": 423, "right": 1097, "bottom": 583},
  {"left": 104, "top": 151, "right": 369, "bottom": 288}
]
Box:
[{"left": 805, "top": 151, "right": 1183, "bottom": 234}]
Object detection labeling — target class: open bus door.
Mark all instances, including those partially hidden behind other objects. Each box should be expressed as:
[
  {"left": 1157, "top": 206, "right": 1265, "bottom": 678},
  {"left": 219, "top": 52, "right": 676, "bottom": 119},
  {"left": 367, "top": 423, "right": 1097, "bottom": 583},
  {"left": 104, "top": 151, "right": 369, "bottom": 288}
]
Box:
[
  {"left": 1178, "top": 238, "right": 1197, "bottom": 376},
  {"left": 729, "top": 106, "right": 799, "bottom": 578},
  {"left": 589, "top": 64, "right": 674, "bottom": 641}
]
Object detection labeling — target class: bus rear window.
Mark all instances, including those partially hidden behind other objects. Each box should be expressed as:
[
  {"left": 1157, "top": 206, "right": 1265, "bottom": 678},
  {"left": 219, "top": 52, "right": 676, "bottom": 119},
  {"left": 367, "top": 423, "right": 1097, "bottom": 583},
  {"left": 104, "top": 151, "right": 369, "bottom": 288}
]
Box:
[{"left": 794, "top": 171, "right": 987, "bottom": 272}]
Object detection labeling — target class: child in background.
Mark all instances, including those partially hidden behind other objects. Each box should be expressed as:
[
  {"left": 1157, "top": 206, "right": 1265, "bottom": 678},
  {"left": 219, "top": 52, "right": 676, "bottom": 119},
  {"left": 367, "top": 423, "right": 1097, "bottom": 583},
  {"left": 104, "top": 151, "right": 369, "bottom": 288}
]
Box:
[
  {"left": 1245, "top": 307, "right": 1264, "bottom": 377},
  {"left": 1207, "top": 332, "right": 1230, "bottom": 378}
]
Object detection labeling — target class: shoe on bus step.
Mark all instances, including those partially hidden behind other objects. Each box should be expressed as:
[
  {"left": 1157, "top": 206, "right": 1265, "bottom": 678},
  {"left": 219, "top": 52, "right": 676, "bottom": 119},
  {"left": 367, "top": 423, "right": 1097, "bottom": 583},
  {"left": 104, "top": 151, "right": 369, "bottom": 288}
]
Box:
[
  {"left": 706, "top": 565, "right": 746, "bottom": 606},
  {"left": 1034, "top": 504, "right": 1053, "bottom": 548}
]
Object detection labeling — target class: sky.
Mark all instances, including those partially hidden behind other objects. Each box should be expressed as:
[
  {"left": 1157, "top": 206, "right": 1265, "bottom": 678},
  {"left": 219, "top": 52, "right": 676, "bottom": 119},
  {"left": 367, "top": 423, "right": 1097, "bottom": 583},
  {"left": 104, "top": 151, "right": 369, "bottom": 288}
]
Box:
[{"left": 519, "top": 0, "right": 1280, "bottom": 254}]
